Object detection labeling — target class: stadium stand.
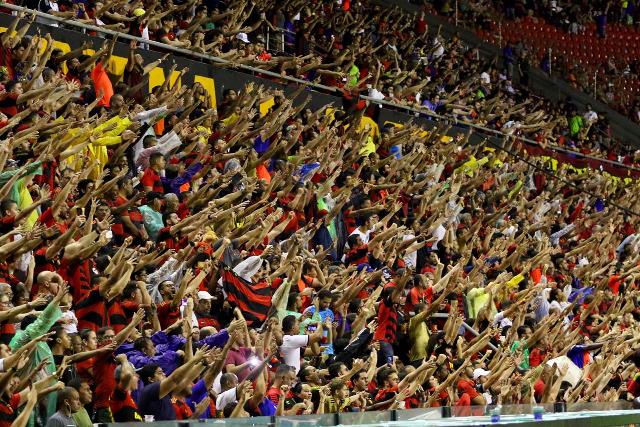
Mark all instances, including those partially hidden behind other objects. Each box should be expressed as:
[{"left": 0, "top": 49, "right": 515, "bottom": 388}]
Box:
[{"left": 0, "top": 1, "right": 635, "bottom": 426}]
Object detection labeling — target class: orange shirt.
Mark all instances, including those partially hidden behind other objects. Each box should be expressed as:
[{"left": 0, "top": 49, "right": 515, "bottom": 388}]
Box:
[{"left": 91, "top": 62, "right": 114, "bottom": 107}]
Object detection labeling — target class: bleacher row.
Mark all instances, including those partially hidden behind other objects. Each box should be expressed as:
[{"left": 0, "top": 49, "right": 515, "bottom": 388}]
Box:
[{"left": 472, "top": 17, "right": 640, "bottom": 112}]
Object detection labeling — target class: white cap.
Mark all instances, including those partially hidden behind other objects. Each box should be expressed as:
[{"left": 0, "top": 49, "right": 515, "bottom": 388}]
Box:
[
  {"left": 236, "top": 32, "right": 250, "bottom": 43},
  {"left": 472, "top": 368, "right": 491, "bottom": 380},
  {"left": 197, "top": 290, "right": 214, "bottom": 300}
]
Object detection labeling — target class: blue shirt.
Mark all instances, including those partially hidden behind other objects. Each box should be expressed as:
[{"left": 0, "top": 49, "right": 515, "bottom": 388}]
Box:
[
  {"left": 137, "top": 382, "right": 176, "bottom": 421},
  {"left": 567, "top": 345, "right": 587, "bottom": 368},
  {"left": 186, "top": 379, "right": 214, "bottom": 419},
  {"left": 254, "top": 136, "right": 270, "bottom": 154}
]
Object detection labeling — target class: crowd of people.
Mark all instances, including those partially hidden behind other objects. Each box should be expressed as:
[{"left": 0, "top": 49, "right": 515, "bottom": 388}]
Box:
[
  {"left": 0, "top": 4, "right": 637, "bottom": 427},
  {"left": 432, "top": 0, "right": 640, "bottom": 122},
  {"left": 10, "top": 0, "right": 640, "bottom": 170}
]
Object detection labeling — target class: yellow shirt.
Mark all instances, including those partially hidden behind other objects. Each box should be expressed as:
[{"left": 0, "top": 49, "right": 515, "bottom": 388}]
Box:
[
  {"left": 409, "top": 315, "right": 429, "bottom": 362},
  {"left": 65, "top": 115, "right": 132, "bottom": 178}
]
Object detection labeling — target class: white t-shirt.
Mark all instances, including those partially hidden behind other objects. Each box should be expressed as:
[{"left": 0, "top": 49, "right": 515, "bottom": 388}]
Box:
[
  {"left": 279, "top": 334, "right": 309, "bottom": 373},
  {"left": 216, "top": 387, "right": 237, "bottom": 411},
  {"left": 431, "top": 224, "right": 446, "bottom": 250},
  {"left": 402, "top": 234, "right": 417, "bottom": 269}
]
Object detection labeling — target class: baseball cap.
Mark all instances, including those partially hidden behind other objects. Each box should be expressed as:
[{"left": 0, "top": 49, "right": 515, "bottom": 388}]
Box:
[
  {"left": 197, "top": 291, "right": 214, "bottom": 300},
  {"left": 133, "top": 8, "right": 145, "bottom": 16},
  {"left": 472, "top": 368, "right": 490, "bottom": 380},
  {"left": 236, "top": 32, "right": 250, "bottom": 43}
]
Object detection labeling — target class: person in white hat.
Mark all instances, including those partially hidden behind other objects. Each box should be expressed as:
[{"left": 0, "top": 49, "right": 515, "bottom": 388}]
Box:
[
  {"left": 195, "top": 290, "right": 217, "bottom": 329},
  {"left": 236, "top": 33, "right": 250, "bottom": 44}
]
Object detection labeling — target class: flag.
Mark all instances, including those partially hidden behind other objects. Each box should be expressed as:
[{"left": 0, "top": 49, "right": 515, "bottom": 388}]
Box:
[{"left": 221, "top": 266, "right": 272, "bottom": 326}]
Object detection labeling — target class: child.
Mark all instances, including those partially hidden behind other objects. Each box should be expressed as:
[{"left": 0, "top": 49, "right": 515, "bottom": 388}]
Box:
[{"left": 59, "top": 292, "right": 78, "bottom": 334}]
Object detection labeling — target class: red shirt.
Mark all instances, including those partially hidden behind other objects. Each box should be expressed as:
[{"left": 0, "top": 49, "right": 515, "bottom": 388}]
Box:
[
  {"left": 110, "top": 195, "right": 130, "bottom": 236},
  {"left": 405, "top": 286, "right": 432, "bottom": 314},
  {"left": 0, "top": 393, "right": 20, "bottom": 427},
  {"left": 111, "top": 386, "right": 142, "bottom": 422},
  {"left": 76, "top": 358, "right": 94, "bottom": 382},
  {"left": 608, "top": 275, "right": 622, "bottom": 295},
  {"left": 156, "top": 302, "right": 180, "bottom": 330},
  {"left": 456, "top": 379, "right": 480, "bottom": 400},
  {"left": 374, "top": 291, "right": 398, "bottom": 343},
  {"left": 171, "top": 397, "right": 193, "bottom": 420},
  {"left": 0, "top": 92, "right": 19, "bottom": 117},
  {"left": 266, "top": 387, "right": 282, "bottom": 405},
  {"left": 60, "top": 258, "right": 92, "bottom": 302},
  {"left": 93, "top": 350, "right": 117, "bottom": 409},
  {"left": 197, "top": 315, "right": 219, "bottom": 330},
  {"left": 38, "top": 208, "right": 68, "bottom": 233},
  {"left": 529, "top": 347, "right": 546, "bottom": 368},
  {"left": 141, "top": 168, "right": 164, "bottom": 193}
]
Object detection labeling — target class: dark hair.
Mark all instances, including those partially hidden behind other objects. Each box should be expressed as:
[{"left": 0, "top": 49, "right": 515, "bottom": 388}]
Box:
[
  {"left": 223, "top": 402, "right": 237, "bottom": 418},
  {"left": 516, "top": 325, "right": 530, "bottom": 337},
  {"left": 56, "top": 387, "right": 78, "bottom": 410},
  {"left": 79, "top": 329, "right": 94, "bottom": 341},
  {"left": 328, "top": 362, "right": 345, "bottom": 378},
  {"left": 49, "top": 325, "right": 67, "bottom": 347},
  {"left": 134, "top": 337, "right": 151, "bottom": 352},
  {"left": 220, "top": 372, "right": 237, "bottom": 390},
  {"left": 318, "top": 289, "right": 332, "bottom": 300},
  {"left": 162, "top": 212, "right": 176, "bottom": 224},
  {"left": 329, "top": 379, "right": 346, "bottom": 394},
  {"left": 77, "top": 179, "right": 94, "bottom": 196},
  {"left": 67, "top": 377, "right": 87, "bottom": 391},
  {"left": 298, "top": 366, "right": 313, "bottom": 382},
  {"left": 97, "top": 326, "right": 114, "bottom": 339},
  {"left": 282, "top": 315, "right": 297, "bottom": 334},
  {"left": 377, "top": 366, "right": 396, "bottom": 384},
  {"left": 4, "top": 81, "right": 18, "bottom": 93},
  {"left": 117, "top": 176, "right": 132, "bottom": 189},
  {"left": 138, "top": 364, "right": 161, "bottom": 384},
  {"left": 149, "top": 152, "right": 164, "bottom": 165},
  {"left": 347, "top": 234, "right": 360, "bottom": 248},
  {"left": 20, "top": 315, "right": 38, "bottom": 331},
  {"left": 0, "top": 199, "right": 16, "bottom": 215}
]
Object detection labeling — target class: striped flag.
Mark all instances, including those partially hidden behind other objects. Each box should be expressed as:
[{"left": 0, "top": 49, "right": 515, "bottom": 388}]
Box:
[{"left": 221, "top": 266, "right": 272, "bottom": 326}]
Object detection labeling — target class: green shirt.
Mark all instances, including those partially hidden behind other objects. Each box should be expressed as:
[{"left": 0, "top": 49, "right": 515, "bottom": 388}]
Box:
[
  {"left": 10, "top": 300, "right": 62, "bottom": 427},
  {"left": 347, "top": 64, "right": 360, "bottom": 87},
  {"left": 511, "top": 340, "right": 530, "bottom": 370},
  {"left": 466, "top": 287, "right": 495, "bottom": 320},
  {"left": 73, "top": 408, "right": 93, "bottom": 427},
  {"left": 139, "top": 205, "right": 164, "bottom": 241},
  {"left": 569, "top": 115, "right": 584, "bottom": 136}
]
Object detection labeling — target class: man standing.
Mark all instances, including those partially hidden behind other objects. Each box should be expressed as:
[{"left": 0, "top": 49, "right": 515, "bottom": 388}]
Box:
[{"left": 279, "top": 315, "right": 324, "bottom": 374}]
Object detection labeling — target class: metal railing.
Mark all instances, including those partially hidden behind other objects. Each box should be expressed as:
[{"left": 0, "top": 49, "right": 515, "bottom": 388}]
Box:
[
  {"left": 100, "top": 405, "right": 640, "bottom": 426},
  {"left": 1, "top": 3, "right": 639, "bottom": 176}
]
